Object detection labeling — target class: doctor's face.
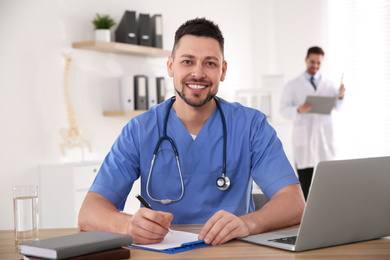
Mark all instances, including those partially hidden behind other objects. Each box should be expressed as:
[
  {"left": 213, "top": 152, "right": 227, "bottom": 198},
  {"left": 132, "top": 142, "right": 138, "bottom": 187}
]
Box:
[
  {"left": 305, "top": 53, "right": 323, "bottom": 76},
  {"left": 167, "top": 35, "right": 227, "bottom": 108}
]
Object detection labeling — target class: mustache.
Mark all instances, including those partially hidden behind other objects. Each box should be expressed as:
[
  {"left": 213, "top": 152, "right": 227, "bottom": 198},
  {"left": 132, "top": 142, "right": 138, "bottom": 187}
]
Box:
[{"left": 183, "top": 78, "right": 212, "bottom": 85}]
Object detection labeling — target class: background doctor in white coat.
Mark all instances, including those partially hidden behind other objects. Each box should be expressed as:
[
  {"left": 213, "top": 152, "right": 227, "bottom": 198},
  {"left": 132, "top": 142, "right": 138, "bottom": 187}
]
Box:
[{"left": 280, "top": 46, "right": 345, "bottom": 200}]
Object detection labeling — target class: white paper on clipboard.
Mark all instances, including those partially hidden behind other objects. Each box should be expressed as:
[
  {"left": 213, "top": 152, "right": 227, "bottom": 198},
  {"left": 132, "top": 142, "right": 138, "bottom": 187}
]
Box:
[{"left": 305, "top": 96, "right": 338, "bottom": 115}]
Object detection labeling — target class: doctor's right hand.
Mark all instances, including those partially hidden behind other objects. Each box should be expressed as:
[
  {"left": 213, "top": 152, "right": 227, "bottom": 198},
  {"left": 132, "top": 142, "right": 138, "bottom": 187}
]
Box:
[
  {"left": 127, "top": 208, "right": 173, "bottom": 245},
  {"left": 297, "top": 103, "right": 312, "bottom": 114}
]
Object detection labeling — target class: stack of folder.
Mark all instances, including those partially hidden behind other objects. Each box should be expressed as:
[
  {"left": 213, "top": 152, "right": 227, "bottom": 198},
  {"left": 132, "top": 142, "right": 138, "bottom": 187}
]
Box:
[
  {"left": 115, "top": 11, "right": 163, "bottom": 49},
  {"left": 120, "top": 74, "right": 166, "bottom": 111}
]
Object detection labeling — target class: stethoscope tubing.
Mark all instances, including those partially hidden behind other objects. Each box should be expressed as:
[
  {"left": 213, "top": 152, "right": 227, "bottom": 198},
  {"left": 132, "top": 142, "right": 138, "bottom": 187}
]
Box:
[
  {"left": 215, "top": 97, "right": 227, "bottom": 178},
  {"left": 146, "top": 96, "right": 228, "bottom": 204}
]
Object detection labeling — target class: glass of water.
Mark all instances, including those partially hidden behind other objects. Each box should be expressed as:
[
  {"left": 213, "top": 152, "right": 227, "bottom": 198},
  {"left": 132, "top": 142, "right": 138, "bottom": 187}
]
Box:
[{"left": 13, "top": 185, "right": 39, "bottom": 248}]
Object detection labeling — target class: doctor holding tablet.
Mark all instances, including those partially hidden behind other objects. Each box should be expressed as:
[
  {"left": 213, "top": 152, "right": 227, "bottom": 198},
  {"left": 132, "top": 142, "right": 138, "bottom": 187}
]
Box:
[{"left": 280, "top": 46, "right": 345, "bottom": 200}]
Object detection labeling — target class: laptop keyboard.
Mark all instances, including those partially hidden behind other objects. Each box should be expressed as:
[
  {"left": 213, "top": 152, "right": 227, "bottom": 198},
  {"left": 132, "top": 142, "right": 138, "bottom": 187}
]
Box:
[{"left": 268, "top": 236, "right": 297, "bottom": 245}]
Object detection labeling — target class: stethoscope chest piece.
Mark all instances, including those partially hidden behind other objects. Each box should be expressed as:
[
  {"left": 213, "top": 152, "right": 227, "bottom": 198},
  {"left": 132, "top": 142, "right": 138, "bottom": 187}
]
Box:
[{"left": 216, "top": 175, "right": 231, "bottom": 191}]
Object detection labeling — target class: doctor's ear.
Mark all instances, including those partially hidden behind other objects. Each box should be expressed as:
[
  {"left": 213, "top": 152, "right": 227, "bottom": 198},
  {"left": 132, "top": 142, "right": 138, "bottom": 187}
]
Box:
[
  {"left": 220, "top": 60, "right": 227, "bottom": 82},
  {"left": 167, "top": 56, "right": 174, "bottom": 77}
]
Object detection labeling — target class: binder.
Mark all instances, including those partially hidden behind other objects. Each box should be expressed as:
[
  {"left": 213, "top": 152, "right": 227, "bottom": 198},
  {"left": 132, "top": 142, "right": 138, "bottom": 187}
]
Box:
[
  {"left": 134, "top": 75, "right": 148, "bottom": 110},
  {"left": 150, "top": 14, "right": 163, "bottom": 48},
  {"left": 138, "top": 13, "right": 151, "bottom": 46},
  {"left": 119, "top": 74, "right": 135, "bottom": 111},
  {"left": 156, "top": 77, "right": 166, "bottom": 104},
  {"left": 148, "top": 76, "right": 158, "bottom": 109},
  {"left": 115, "top": 11, "right": 137, "bottom": 44}
]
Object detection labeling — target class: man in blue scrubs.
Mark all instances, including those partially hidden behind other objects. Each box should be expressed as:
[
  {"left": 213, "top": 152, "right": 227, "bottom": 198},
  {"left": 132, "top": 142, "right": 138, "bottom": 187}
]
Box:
[{"left": 79, "top": 18, "right": 305, "bottom": 246}]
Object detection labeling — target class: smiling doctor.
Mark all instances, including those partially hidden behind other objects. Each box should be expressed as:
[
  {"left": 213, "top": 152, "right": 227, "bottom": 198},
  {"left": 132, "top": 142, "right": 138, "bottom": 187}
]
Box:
[
  {"left": 78, "top": 18, "right": 304, "bottom": 246},
  {"left": 280, "top": 46, "right": 345, "bottom": 200}
]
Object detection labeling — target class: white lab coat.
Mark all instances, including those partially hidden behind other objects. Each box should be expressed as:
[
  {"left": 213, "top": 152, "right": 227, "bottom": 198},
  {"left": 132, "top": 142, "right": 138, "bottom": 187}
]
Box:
[{"left": 280, "top": 73, "right": 342, "bottom": 169}]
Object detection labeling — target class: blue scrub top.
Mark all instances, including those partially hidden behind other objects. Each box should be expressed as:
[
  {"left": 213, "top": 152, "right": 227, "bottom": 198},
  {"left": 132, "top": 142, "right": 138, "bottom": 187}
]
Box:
[{"left": 90, "top": 97, "right": 298, "bottom": 224}]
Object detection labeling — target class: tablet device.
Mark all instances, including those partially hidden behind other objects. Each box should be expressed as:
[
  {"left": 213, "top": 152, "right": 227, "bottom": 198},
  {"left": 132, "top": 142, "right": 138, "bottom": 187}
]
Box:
[{"left": 305, "top": 96, "right": 337, "bottom": 114}]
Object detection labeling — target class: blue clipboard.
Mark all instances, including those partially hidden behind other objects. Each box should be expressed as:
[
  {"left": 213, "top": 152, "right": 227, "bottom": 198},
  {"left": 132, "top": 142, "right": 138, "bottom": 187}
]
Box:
[{"left": 128, "top": 240, "right": 211, "bottom": 254}]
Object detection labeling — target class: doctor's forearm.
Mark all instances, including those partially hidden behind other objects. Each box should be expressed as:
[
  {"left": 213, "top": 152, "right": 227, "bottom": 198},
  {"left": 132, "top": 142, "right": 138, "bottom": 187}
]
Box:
[
  {"left": 240, "top": 184, "right": 304, "bottom": 235},
  {"left": 279, "top": 106, "right": 299, "bottom": 120},
  {"left": 78, "top": 191, "right": 132, "bottom": 234}
]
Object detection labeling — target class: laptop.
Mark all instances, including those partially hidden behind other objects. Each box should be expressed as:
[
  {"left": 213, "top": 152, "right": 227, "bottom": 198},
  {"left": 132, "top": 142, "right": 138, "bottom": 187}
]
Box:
[{"left": 240, "top": 156, "right": 390, "bottom": 252}]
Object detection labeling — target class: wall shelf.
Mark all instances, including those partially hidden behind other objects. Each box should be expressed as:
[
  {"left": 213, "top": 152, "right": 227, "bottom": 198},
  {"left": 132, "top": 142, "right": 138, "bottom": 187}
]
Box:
[
  {"left": 72, "top": 41, "right": 167, "bottom": 117},
  {"left": 72, "top": 41, "right": 171, "bottom": 57},
  {"left": 103, "top": 110, "right": 147, "bottom": 117}
]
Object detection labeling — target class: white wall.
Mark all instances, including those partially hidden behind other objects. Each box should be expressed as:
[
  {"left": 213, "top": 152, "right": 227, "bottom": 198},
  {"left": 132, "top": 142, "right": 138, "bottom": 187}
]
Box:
[
  {"left": 251, "top": 0, "right": 327, "bottom": 78},
  {"left": 0, "top": 0, "right": 327, "bottom": 230}
]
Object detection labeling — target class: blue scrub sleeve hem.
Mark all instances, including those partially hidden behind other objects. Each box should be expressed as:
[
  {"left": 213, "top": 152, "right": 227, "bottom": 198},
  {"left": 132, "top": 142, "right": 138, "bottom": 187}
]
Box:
[
  {"left": 89, "top": 183, "right": 124, "bottom": 209},
  {"left": 261, "top": 175, "right": 300, "bottom": 199}
]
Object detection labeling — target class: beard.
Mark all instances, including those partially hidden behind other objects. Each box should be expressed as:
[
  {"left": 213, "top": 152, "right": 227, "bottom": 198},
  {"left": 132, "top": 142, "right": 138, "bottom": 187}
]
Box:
[
  {"left": 307, "top": 67, "right": 318, "bottom": 76},
  {"left": 174, "top": 80, "right": 217, "bottom": 108}
]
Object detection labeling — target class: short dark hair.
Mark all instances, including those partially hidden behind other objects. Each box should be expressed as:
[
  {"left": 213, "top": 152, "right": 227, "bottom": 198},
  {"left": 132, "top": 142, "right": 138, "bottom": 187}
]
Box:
[
  {"left": 306, "top": 46, "right": 325, "bottom": 58},
  {"left": 172, "top": 17, "right": 225, "bottom": 58}
]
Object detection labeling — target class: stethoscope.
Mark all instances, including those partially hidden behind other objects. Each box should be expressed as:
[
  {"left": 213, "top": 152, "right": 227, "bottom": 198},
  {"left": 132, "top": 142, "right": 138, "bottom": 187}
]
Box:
[{"left": 146, "top": 96, "right": 230, "bottom": 205}]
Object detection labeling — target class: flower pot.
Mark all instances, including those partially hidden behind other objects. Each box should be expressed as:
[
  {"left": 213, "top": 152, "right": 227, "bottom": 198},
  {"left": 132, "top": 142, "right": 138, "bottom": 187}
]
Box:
[{"left": 94, "top": 29, "right": 110, "bottom": 42}]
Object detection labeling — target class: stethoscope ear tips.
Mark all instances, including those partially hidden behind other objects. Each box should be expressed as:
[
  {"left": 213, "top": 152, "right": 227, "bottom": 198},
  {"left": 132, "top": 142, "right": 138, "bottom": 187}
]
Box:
[{"left": 216, "top": 175, "right": 231, "bottom": 191}]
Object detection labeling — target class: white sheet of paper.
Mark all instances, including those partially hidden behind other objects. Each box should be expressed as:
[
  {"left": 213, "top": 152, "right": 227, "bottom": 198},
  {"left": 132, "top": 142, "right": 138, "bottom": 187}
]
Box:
[{"left": 133, "top": 230, "right": 200, "bottom": 250}]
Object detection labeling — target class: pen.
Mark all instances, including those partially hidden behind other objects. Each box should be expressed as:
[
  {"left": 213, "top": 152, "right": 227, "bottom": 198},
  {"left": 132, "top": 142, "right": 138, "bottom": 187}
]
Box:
[{"left": 136, "top": 194, "right": 173, "bottom": 234}]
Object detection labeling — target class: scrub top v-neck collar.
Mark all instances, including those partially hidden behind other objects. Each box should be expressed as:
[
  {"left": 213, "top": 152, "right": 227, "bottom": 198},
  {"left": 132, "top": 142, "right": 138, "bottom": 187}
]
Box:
[{"left": 167, "top": 104, "right": 221, "bottom": 173}]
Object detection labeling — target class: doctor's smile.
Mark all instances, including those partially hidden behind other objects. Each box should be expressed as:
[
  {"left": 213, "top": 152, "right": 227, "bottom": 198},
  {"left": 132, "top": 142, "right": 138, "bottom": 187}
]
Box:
[{"left": 187, "top": 83, "right": 208, "bottom": 90}]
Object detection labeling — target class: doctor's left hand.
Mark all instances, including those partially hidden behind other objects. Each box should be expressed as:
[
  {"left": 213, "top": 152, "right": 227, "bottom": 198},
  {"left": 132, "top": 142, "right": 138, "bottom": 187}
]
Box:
[
  {"left": 338, "top": 84, "right": 345, "bottom": 99},
  {"left": 198, "top": 210, "right": 250, "bottom": 245}
]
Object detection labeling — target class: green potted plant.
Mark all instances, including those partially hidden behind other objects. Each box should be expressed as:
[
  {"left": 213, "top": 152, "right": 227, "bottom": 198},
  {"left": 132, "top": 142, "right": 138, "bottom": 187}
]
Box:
[{"left": 92, "top": 14, "right": 116, "bottom": 42}]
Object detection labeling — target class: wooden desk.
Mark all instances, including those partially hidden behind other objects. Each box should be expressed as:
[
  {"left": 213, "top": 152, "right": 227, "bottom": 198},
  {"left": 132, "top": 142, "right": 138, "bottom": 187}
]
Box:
[{"left": 2, "top": 225, "right": 390, "bottom": 260}]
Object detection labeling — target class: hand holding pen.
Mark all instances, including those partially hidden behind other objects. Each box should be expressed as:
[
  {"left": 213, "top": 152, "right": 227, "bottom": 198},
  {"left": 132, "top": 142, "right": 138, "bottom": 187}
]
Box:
[
  {"left": 338, "top": 73, "right": 346, "bottom": 100},
  {"left": 136, "top": 194, "right": 173, "bottom": 234}
]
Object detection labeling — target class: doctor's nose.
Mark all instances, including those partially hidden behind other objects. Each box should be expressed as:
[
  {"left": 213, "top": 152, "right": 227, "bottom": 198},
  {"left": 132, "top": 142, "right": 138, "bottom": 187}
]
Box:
[{"left": 191, "top": 64, "right": 206, "bottom": 79}]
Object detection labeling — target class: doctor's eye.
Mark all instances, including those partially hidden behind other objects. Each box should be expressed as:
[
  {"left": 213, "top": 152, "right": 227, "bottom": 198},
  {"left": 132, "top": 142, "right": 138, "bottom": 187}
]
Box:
[
  {"left": 206, "top": 61, "right": 217, "bottom": 67},
  {"left": 182, "top": 60, "right": 193, "bottom": 65}
]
